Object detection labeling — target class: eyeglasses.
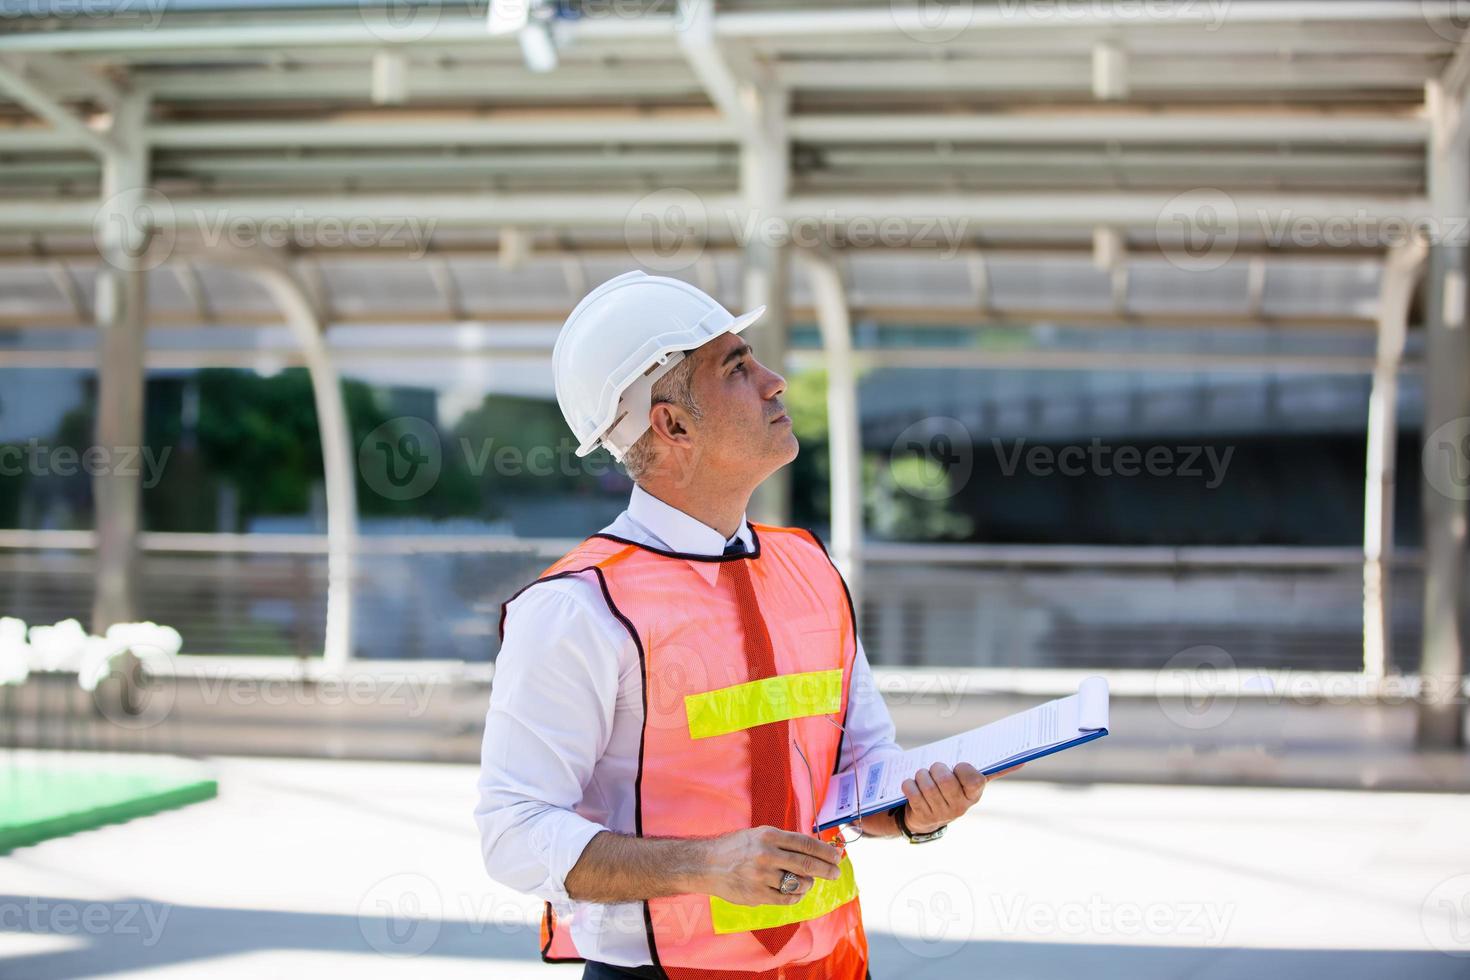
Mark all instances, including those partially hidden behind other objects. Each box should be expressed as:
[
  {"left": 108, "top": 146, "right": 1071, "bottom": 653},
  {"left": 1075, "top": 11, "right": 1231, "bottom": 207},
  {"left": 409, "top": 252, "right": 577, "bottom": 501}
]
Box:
[{"left": 793, "top": 714, "right": 870, "bottom": 848}]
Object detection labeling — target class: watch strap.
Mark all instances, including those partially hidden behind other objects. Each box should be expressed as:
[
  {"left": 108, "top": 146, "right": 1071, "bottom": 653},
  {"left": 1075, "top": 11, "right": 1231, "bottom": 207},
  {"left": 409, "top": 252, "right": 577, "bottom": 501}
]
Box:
[{"left": 895, "top": 803, "right": 947, "bottom": 843}]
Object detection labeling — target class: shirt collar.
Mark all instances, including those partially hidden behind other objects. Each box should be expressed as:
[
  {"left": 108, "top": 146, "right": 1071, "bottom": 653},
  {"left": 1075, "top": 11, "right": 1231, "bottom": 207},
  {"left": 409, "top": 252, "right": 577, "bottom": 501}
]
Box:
[{"left": 627, "top": 483, "right": 752, "bottom": 557}]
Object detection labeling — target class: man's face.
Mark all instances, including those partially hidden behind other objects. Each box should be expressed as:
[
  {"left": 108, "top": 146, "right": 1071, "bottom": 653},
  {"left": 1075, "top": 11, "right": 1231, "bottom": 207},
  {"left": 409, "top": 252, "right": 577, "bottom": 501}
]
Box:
[{"left": 684, "top": 331, "right": 798, "bottom": 481}]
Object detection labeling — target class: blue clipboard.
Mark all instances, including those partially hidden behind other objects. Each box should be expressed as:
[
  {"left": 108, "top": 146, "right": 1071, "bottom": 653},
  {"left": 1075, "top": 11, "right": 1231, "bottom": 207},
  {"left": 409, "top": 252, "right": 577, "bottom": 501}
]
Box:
[{"left": 814, "top": 726, "right": 1109, "bottom": 832}]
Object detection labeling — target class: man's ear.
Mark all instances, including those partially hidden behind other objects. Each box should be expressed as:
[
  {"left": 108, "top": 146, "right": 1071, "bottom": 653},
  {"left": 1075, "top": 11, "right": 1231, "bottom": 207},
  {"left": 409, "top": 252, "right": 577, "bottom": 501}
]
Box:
[{"left": 648, "top": 402, "right": 691, "bottom": 446}]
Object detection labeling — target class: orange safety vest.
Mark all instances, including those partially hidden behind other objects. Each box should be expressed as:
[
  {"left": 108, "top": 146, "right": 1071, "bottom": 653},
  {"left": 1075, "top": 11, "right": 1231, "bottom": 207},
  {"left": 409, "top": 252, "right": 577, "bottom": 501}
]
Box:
[{"left": 499, "top": 523, "right": 868, "bottom": 980}]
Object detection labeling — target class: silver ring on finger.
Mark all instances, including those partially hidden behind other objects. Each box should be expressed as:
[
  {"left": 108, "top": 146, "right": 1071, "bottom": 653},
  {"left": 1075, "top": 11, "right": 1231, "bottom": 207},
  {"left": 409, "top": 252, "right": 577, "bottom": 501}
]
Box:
[{"left": 778, "top": 871, "right": 800, "bottom": 894}]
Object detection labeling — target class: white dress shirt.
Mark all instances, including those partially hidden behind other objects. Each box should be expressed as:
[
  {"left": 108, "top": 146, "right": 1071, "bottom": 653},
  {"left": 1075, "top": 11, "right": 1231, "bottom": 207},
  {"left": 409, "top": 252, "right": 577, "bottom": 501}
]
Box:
[{"left": 475, "top": 483, "right": 901, "bottom": 968}]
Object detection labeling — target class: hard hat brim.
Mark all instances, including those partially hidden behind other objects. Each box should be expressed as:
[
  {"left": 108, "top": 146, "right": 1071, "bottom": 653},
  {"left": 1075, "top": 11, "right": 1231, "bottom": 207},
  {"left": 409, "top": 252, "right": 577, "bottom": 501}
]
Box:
[{"left": 726, "top": 304, "right": 767, "bottom": 336}]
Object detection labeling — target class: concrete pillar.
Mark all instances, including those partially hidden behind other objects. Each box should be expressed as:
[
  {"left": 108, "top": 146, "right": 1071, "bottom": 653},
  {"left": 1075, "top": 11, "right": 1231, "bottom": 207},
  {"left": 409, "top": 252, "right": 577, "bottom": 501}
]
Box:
[
  {"left": 1362, "top": 239, "right": 1426, "bottom": 679},
  {"left": 1418, "top": 80, "right": 1470, "bottom": 748},
  {"left": 741, "top": 79, "right": 791, "bottom": 525},
  {"left": 90, "top": 95, "right": 150, "bottom": 634},
  {"left": 797, "top": 250, "right": 863, "bottom": 618}
]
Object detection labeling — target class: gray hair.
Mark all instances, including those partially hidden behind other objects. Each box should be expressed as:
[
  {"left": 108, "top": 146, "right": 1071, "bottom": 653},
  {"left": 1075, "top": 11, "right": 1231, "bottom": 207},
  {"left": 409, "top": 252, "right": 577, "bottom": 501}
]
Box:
[{"left": 621, "top": 351, "right": 702, "bottom": 482}]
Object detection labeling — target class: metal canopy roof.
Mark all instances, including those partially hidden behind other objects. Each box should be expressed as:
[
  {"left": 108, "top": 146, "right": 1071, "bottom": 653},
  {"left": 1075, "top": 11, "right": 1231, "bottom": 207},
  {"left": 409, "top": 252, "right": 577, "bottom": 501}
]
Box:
[{"left": 0, "top": 1, "right": 1461, "bottom": 335}]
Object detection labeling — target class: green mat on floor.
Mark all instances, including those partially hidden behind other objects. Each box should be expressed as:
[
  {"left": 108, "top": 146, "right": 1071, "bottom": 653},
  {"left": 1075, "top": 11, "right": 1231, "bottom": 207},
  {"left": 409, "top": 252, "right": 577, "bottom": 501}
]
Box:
[{"left": 0, "top": 761, "right": 218, "bottom": 853}]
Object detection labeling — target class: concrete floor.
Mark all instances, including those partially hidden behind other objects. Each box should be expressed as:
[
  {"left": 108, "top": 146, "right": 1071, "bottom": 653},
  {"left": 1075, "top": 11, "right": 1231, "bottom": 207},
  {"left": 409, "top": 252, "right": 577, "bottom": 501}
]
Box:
[{"left": 3, "top": 755, "right": 1468, "bottom": 979}]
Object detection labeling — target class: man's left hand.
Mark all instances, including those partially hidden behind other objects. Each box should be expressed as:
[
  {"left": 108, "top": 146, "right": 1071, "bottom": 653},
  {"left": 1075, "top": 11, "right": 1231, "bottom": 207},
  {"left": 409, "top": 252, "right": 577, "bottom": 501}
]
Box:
[{"left": 900, "top": 762, "right": 1022, "bottom": 834}]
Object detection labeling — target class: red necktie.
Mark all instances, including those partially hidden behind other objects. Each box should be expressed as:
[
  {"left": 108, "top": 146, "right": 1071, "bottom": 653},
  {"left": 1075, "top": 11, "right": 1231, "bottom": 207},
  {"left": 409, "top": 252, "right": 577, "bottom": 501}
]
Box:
[{"left": 722, "top": 545, "right": 801, "bottom": 954}]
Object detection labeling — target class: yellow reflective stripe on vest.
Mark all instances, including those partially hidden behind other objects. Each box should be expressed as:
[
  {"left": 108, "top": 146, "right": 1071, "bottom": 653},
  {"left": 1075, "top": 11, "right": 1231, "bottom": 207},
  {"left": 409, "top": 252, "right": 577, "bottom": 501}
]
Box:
[
  {"left": 684, "top": 668, "right": 843, "bottom": 740},
  {"left": 709, "top": 853, "right": 858, "bottom": 935}
]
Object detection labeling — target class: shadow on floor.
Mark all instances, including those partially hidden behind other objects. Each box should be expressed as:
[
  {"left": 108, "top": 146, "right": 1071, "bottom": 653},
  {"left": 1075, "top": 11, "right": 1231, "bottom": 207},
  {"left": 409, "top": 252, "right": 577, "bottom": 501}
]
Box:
[{"left": 0, "top": 895, "right": 1460, "bottom": 980}]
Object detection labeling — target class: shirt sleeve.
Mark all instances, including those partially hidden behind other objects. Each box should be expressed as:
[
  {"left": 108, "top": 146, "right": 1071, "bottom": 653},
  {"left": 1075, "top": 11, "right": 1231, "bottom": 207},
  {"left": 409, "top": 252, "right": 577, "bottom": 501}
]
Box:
[
  {"left": 474, "top": 573, "right": 625, "bottom": 903},
  {"left": 837, "top": 635, "right": 904, "bottom": 774}
]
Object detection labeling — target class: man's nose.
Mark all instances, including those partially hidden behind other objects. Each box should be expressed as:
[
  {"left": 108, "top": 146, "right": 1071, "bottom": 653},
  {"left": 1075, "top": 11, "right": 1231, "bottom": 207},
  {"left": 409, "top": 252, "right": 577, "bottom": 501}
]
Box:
[{"left": 756, "top": 360, "right": 786, "bottom": 399}]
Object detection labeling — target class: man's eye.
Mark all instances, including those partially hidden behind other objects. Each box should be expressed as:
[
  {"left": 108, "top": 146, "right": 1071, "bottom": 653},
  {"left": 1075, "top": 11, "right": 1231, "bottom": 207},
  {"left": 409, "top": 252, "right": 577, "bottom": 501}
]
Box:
[{"left": 732, "top": 362, "right": 746, "bottom": 374}]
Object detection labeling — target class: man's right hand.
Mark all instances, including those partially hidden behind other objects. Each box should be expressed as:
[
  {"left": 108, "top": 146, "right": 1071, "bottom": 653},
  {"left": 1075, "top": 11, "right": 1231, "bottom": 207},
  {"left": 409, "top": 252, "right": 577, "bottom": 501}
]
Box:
[{"left": 695, "top": 826, "right": 843, "bottom": 907}]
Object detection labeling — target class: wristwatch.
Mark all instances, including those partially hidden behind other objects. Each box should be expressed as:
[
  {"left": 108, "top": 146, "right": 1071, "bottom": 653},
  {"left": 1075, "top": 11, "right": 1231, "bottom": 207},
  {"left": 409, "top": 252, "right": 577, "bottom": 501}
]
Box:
[{"left": 894, "top": 804, "right": 947, "bottom": 844}]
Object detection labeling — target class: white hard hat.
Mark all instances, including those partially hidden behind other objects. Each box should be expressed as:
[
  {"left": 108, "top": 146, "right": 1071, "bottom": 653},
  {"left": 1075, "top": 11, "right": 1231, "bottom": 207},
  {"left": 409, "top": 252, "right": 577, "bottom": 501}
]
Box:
[{"left": 553, "top": 270, "right": 766, "bottom": 461}]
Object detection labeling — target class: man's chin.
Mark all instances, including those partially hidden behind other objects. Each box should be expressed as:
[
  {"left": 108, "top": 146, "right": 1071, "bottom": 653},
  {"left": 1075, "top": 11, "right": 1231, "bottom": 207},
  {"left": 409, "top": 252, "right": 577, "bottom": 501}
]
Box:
[
  {"left": 751, "top": 432, "right": 799, "bottom": 482},
  {"left": 774, "top": 430, "right": 800, "bottom": 467}
]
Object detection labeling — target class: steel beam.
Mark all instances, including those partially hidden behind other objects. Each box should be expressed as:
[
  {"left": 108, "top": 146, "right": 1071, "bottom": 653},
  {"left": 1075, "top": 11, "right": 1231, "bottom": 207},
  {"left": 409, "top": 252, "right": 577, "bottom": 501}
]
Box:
[
  {"left": 0, "top": 54, "right": 118, "bottom": 158},
  {"left": 788, "top": 113, "right": 1426, "bottom": 146},
  {"left": 245, "top": 260, "right": 360, "bottom": 672},
  {"left": 716, "top": 3, "right": 1470, "bottom": 36},
  {"left": 1362, "top": 238, "right": 1428, "bottom": 680},
  {"left": 1417, "top": 78, "right": 1470, "bottom": 747}
]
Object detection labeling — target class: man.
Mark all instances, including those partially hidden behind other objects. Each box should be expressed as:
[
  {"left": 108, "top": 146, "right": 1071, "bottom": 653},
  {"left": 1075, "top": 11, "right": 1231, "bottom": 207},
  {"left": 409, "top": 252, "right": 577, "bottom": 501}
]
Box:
[{"left": 476, "top": 271, "right": 1003, "bottom": 980}]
